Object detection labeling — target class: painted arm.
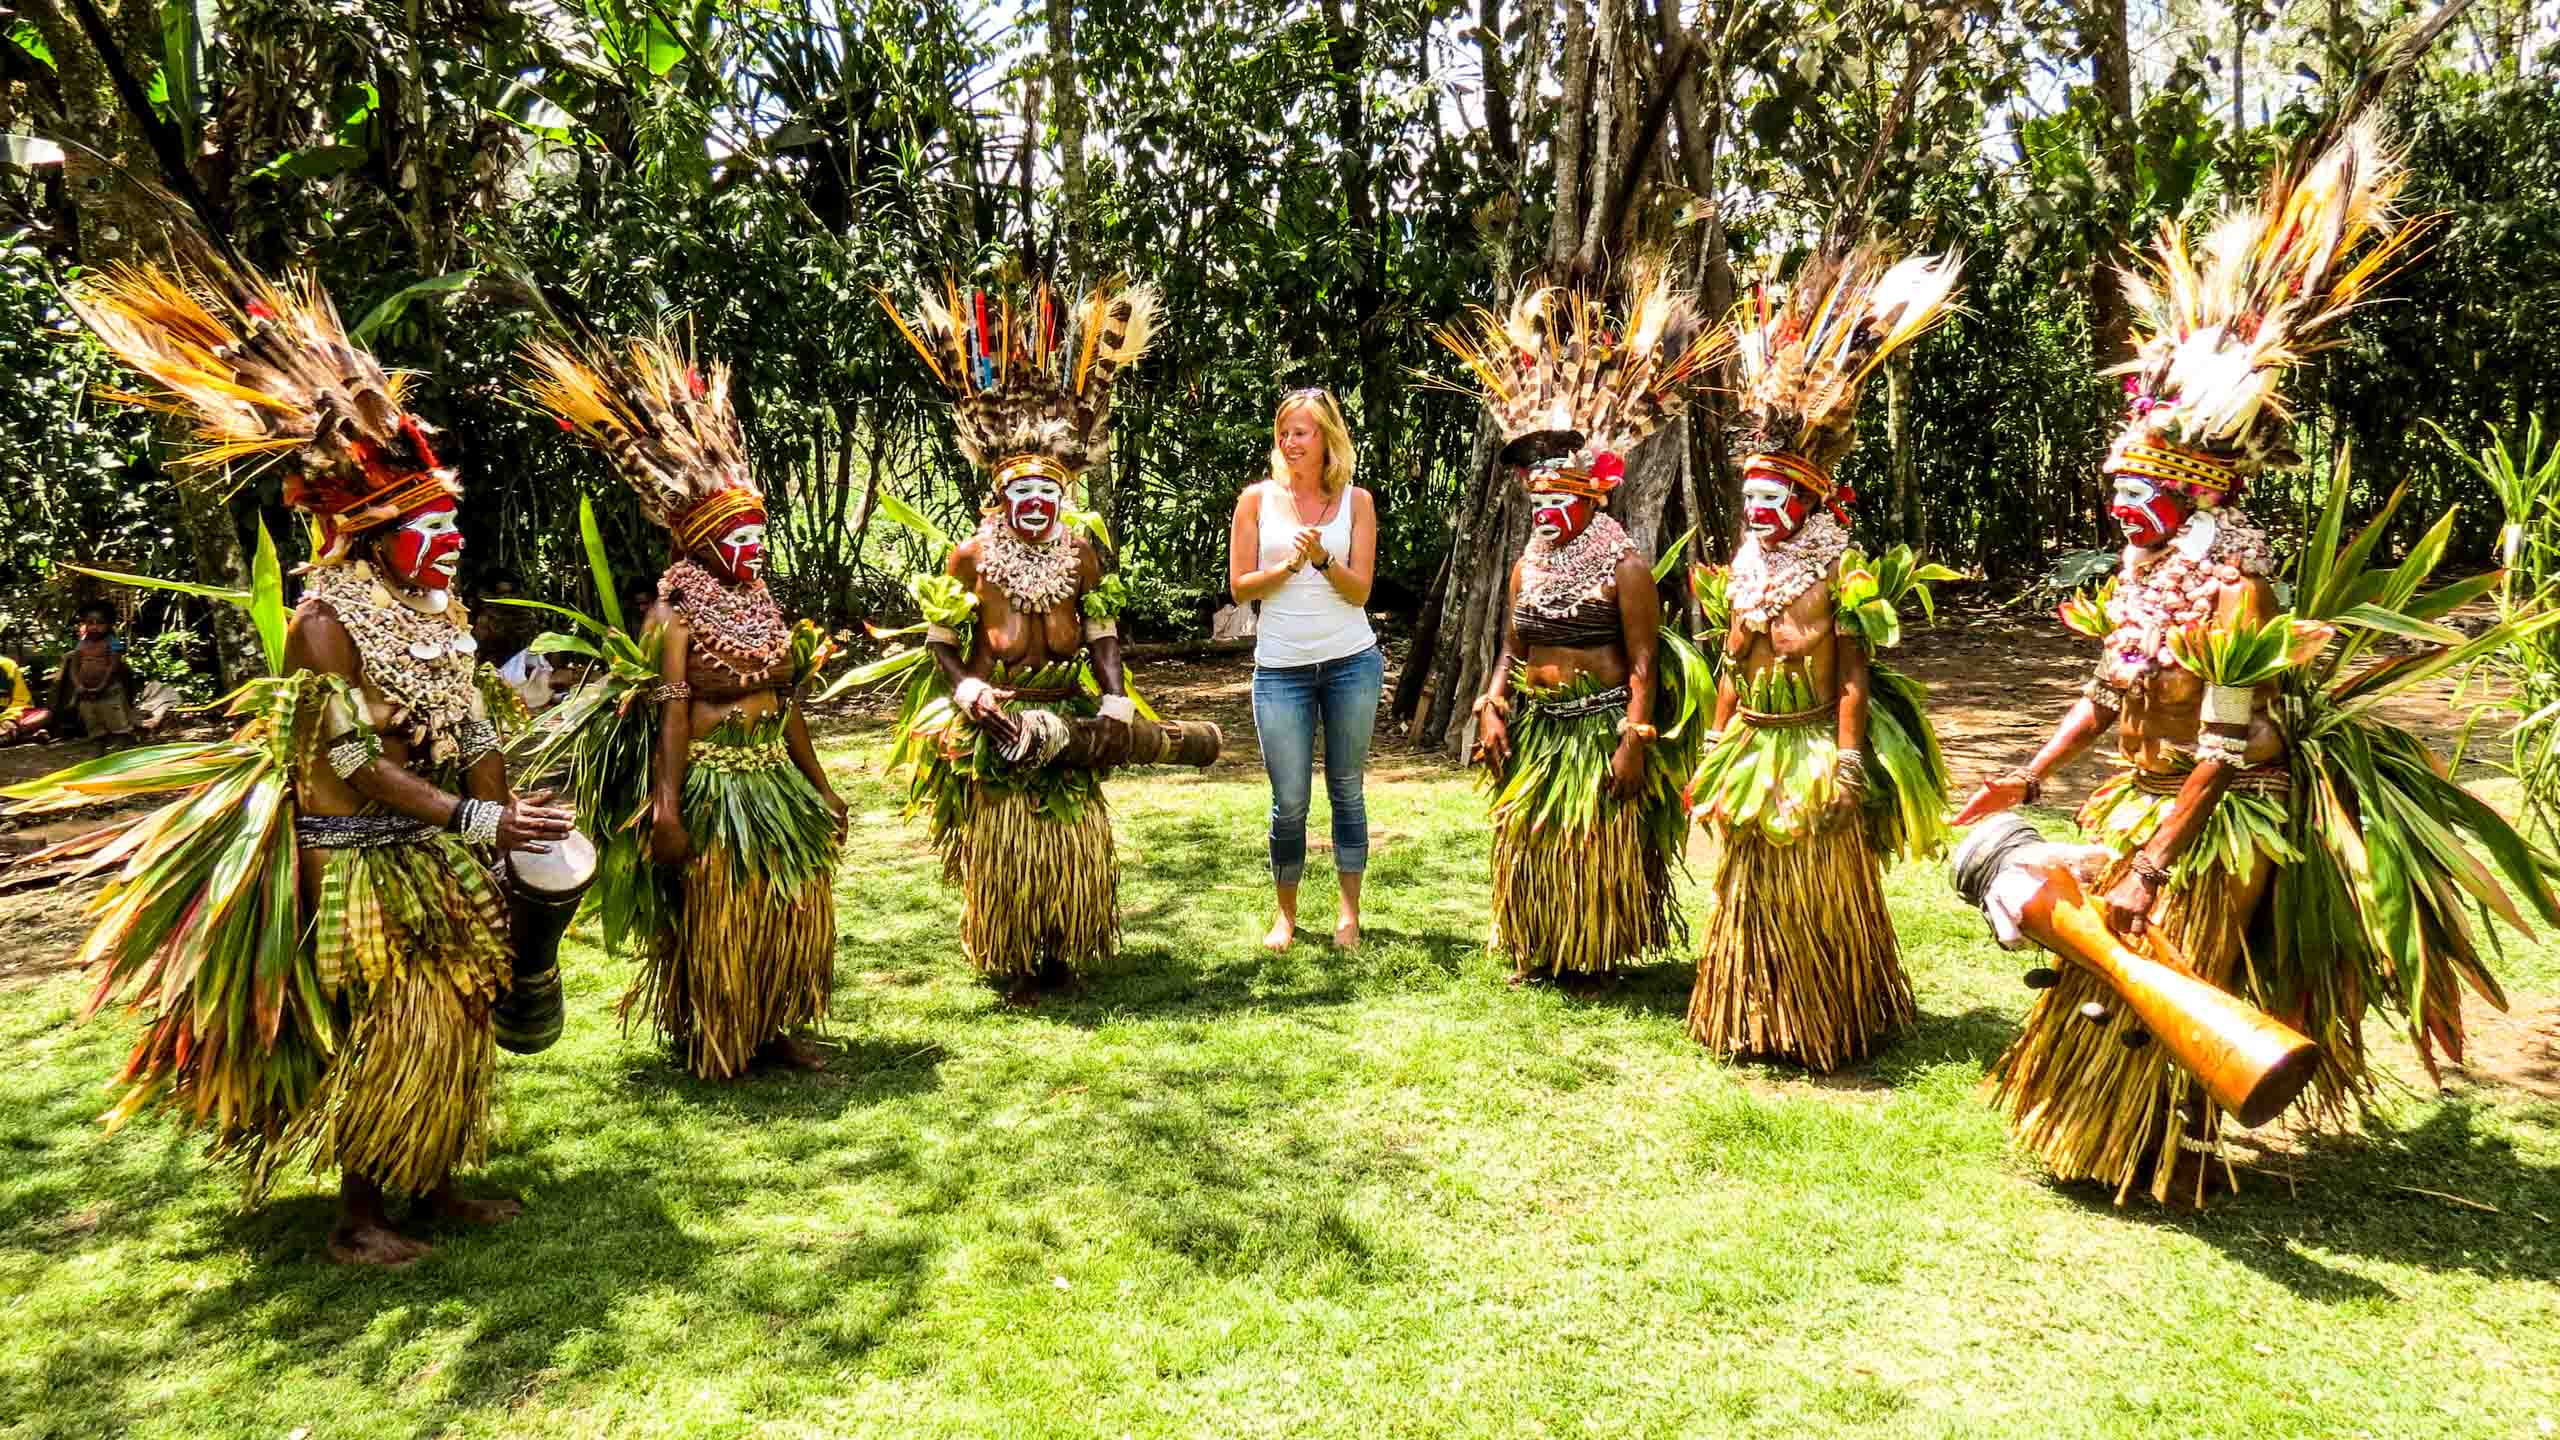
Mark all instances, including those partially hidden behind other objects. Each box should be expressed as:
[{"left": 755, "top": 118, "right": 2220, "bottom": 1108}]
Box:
[
  {"left": 1470, "top": 558, "right": 1526, "bottom": 769},
  {"left": 1607, "top": 554, "right": 1660, "bottom": 800},
  {"left": 650, "top": 603, "right": 695, "bottom": 864},
  {"left": 1228, "top": 485, "right": 1304, "bottom": 604}
]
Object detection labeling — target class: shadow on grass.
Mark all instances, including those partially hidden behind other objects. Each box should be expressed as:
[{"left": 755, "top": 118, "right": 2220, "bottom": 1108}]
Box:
[
  {"left": 604, "top": 1034, "right": 949, "bottom": 1112},
  {"left": 2052, "top": 1097, "right": 2560, "bottom": 1298}
]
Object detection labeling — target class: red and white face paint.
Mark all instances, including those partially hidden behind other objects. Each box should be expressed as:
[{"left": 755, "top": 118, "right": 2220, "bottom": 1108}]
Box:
[
  {"left": 2109, "top": 474, "right": 2189, "bottom": 550},
  {"left": 1741, "top": 473, "right": 1813, "bottom": 544},
  {"left": 1526, "top": 462, "right": 1595, "bottom": 545},
  {"left": 709, "top": 515, "right": 767, "bottom": 584},
  {"left": 383, "top": 499, "right": 463, "bottom": 593},
  {"left": 1002, "top": 472, "right": 1065, "bottom": 542}
]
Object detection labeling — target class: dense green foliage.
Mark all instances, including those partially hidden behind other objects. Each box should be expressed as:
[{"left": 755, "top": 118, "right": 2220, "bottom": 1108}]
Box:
[{"left": 2, "top": 1, "right": 2555, "bottom": 664}]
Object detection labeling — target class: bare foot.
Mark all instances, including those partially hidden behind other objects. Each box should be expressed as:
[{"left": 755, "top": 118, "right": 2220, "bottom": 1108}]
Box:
[
  {"left": 1333, "top": 914, "right": 1360, "bottom": 950},
  {"left": 758, "top": 1034, "right": 831, "bottom": 1072},
  {"left": 328, "top": 1220, "right": 432, "bottom": 1267},
  {"left": 1261, "top": 917, "right": 1296, "bottom": 952},
  {"left": 427, "top": 1185, "right": 524, "bottom": 1226}
]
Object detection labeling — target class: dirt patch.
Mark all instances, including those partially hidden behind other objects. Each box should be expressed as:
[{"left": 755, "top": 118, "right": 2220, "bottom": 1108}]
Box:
[
  {"left": 2445, "top": 993, "right": 2560, "bottom": 1104},
  {"left": 0, "top": 874, "right": 102, "bottom": 990}
]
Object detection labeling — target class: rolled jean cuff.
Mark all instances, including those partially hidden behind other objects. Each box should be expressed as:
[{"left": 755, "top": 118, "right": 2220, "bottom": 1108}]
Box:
[
  {"left": 1332, "top": 844, "right": 1369, "bottom": 875},
  {"left": 1271, "top": 859, "right": 1307, "bottom": 886}
]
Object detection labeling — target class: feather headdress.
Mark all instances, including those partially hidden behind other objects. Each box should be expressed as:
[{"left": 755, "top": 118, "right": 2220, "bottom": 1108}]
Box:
[
  {"left": 1428, "top": 255, "right": 1732, "bottom": 498},
  {"left": 519, "top": 332, "right": 763, "bottom": 553},
  {"left": 878, "top": 275, "right": 1160, "bottom": 497},
  {"left": 65, "top": 260, "right": 458, "bottom": 566},
  {"left": 2107, "top": 118, "right": 2430, "bottom": 502},
  {"left": 1727, "top": 241, "right": 1964, "bottom": 518}
]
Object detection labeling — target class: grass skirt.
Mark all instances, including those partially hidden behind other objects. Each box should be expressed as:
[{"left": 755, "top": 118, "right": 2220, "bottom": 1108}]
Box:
[
  {"left": 271, "top": 832, "right": 511, "bottom": 1197},
  {"left": 1990, "top": 767, "right": 2291, "bottom": 1203},
  {"left": 1486, "top": 676, "right": 1690, "bottom": 978},
  {"left": 1687, "top": 712, "right": 1913, "bottom": 1068},
  {"left": 901, "top": 661, "right": 1118, "bottom": 983},
  {"left": 628, "top": 715, "right": 839, "bottom": 1079},
  {"left": 954, "top": 783, "right": 1118, "bottom": 981}
]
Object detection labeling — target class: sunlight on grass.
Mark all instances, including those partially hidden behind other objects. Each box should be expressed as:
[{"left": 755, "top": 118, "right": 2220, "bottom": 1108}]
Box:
[{"left": 2, "top": 735, "right": 2555, "bottom": 1439}]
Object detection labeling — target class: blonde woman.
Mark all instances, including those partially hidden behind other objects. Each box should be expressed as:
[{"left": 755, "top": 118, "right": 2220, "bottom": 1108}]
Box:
[{"left": 1228, "top": 387, "right": 1381, "bottom": 950}]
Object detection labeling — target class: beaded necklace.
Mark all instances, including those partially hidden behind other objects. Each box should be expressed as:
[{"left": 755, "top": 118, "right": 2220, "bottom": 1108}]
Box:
[
  {"left": 2101, "top": 509, "right": 2273, "bottom": 674},
  {"left": 1518, "top": 514, "right": 1636, "bottom": 618},
  {"left": 301, "top": 561, "right": 481, "bottom": 762},
  {"left": 975, "top": 517, "right": 1082, "bottom": 614},
  {"left": 662, "top": 558, "right": 788, "bottom": 680},
  {"left": 1728, "top": 512, "right": 1849, "bottom": 627}
]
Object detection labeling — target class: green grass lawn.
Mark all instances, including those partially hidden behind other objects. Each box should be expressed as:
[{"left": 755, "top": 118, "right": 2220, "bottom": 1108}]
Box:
[{"left": 4, "top": 735, "right": 2556, "bottom": 1439}]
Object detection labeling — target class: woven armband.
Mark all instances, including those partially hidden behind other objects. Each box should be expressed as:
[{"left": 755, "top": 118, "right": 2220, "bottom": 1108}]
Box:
[
  {"left": 1835, "top": 748, "right": 1871, "bottom": 794},
  {"left": 1082, "top": 617, "right": 1119, "bottom": 643},
  {"left": 457, "top": 718, "right": 501, "bottom": 767},
  {"left": 649, "top": 680, "right": 692, "bottom": 706},
  {"left": 1097, "top": 694, "right": 1136, "bottom": 724},
  {"left": 2195, "top": 731, "right": 2250, "bottom": 766},
  {"left": 925, "top": 623, "right": 961, "bottom": 646},
  {"left": 326, "top": 732, "right": 382, "bottom": 780},
  {"left": 2202, "top": 683, "right": 2254, "bottom": 728}
]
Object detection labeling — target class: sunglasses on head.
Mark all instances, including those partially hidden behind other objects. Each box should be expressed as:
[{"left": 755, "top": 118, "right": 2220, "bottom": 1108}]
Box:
[{"left": 1286, "top": 386, "right": 1332, "bottom": 403}]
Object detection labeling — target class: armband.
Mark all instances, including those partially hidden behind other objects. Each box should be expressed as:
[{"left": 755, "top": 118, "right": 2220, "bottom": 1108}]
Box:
[
  {"left": 449, "top": 798, "right": 502, "bottom": 848},
  {"left": 925, "top": 623, "right": 961, "bottom": 646},
  {"left": 2202, "top": 683, "right": 2255, "bottom": 728},
  {"left": 2195, "top": 732, "right": 2250, "bottom": 766},
  {"left": 1470, "top": 692, "right": 1511, "bottom": 718},
  {"left": 2130, "top": 852, "right": 2172, "bottom": 885},
  {"left": 1082, "top": 617, "right": 1119, "bottom": 643},
  {"left": 1617, "top": 718, "right": 1659, "bottom": 744},
  {"left": 1097, "top": 694, "right": 1137, "bottom": 725},
  {"left": 457, "top": 718, "right": 501, "bottom": 767},
  {"left": 326, "top": 733, "right": 382, "bottom": 780},
  {"left": 1834, "top": 748, "right": 1871, "bottom": 794},
  {"left": 649, "top": 680, "right": 692, "bottom": 706}
]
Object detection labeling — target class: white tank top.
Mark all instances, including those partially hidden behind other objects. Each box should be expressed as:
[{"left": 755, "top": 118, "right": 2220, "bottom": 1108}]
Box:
[{"left": 1253, "top": 481, "right": 1376, "bottom": 669}]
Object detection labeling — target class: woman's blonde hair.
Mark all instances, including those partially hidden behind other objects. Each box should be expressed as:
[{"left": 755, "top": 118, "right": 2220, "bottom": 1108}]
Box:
[{"left": 1268, "top": 387, "right": 1356, "bottom": 497}]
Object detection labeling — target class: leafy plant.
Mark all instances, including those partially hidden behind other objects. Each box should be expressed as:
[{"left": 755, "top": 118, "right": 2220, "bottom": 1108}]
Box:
[
  {"left": 2435, "top": 417, "right": 2560, "bottom": 838},
  {"left": 1833, "top": 545, "right": 1960, "bottom": 654}
]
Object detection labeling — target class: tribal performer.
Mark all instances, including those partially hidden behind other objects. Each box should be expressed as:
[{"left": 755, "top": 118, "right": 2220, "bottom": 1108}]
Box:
[
  {"left": 863, "top": 276, "right": 1167, "bottom": 998},
  {"left": 1437, "top": 262, "right": 1727, "bottom": 984},
  {"left": 1685, "top": 243, "right": 1962, "bottom": 1069},
  {"left": 1954, "top": 118, "right": 2556, "bottom": 1203},
  {"left": 522, "top": 334, "right": 846, "bottom": 1080},
  {"left": 11, "top": 261, "right": 573, "bottom": 1264}
]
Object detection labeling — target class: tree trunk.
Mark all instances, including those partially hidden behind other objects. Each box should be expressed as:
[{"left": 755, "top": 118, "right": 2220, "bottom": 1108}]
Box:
[{"left": 2084, "top": 0, "right": 2136, "bottom": 548}]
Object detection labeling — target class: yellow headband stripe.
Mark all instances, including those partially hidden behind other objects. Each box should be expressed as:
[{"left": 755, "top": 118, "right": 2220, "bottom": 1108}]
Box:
[
  {"left": 1742, "top": 451, "right": 1834, "bottom": 499},
  {"left": 1520, "top": 467, "right": 1616, "bottom": 501},
  {"left": 2110, "top": 442, "right": 2236, "bottom": 494},
  {"left": 672, "top": 488, "right": 764, "bottom": 552},
  {"left": 992, "top": 453, "right": 1075, "bottom": 491}
]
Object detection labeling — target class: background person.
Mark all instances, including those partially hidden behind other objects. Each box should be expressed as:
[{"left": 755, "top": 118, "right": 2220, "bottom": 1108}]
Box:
[{"left": 1227, "top": 387, "right": 1380, "bottom": 951}]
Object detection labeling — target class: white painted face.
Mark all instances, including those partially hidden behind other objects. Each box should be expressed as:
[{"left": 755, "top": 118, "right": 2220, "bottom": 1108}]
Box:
[
  {"left": 714, "top": 521, "right": 766, "bottom": 583},
  {"left": 1002, "top": 472, "right": 1065, "bottom": 541},
  {"left": 1741, "top": 476, "right": 1796, "bottom": 541}
]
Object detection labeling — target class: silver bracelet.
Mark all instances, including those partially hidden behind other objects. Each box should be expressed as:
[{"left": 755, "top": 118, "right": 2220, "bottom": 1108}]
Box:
[{"left": 452, "top": 798, "right": 502, "bottom": 847}]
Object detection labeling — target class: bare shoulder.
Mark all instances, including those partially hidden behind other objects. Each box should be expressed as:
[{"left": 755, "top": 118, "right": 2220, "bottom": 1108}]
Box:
[
  {"left": 1234, "top": 480, "right": 1271, "bottom": 519},
  {"left": 286, "top": 600, "right": 355, "bottom": 675}
]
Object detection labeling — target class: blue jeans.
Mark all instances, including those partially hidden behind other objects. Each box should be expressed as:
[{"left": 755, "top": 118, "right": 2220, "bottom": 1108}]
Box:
[{"left": 1251, "top": 644, "right": 1385, "bottom": 885}]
